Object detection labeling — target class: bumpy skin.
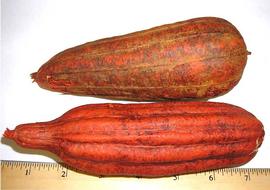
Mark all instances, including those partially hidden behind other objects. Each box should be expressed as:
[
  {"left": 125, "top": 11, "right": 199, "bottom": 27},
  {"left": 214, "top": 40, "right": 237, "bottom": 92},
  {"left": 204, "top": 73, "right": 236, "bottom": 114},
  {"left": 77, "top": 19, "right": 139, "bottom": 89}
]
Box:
[
  {"left": 31, "top": 17, "right": 249, "bottom": 100},
  {"left": 4, "top": 102, "right": 264, "bottom": 177}
]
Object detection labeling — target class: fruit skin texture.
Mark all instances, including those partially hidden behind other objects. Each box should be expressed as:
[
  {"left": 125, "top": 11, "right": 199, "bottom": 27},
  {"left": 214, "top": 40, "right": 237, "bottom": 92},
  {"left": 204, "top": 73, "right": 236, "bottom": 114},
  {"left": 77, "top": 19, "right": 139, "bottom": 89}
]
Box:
[
  {"left": 3, "top": 102, "right": 264, "bottom": 177},
  {"left": 31, "top": 17, "right": 249, "bottom": 101}
]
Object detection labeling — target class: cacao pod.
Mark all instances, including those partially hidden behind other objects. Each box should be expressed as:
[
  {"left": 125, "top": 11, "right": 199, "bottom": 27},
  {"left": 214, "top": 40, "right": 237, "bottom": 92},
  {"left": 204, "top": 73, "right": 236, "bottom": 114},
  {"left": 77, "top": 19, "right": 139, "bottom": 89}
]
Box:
[
  {"left": 31, "top": 17, "right": 249, "bottom": 100},
  {"left": 3, "top": 102, "right": 264, "bottom": 177}
]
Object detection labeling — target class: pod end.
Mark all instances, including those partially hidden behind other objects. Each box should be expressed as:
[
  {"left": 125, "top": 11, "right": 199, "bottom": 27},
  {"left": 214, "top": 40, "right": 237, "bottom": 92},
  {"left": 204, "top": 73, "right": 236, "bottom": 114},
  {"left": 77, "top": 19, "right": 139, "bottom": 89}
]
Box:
[
  {"left": 3, "top": 128, "right": 15, "bottom": 139},
  {"left": 31, "top": 72, "right": 37, "bottom": 82}
]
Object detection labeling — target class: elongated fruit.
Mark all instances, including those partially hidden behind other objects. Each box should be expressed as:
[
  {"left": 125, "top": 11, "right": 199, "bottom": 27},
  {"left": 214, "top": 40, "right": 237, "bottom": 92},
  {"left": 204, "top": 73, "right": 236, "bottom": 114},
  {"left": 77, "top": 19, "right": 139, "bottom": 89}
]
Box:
[
  {"left": 3, "top": 102, "right": 264, "bottom": 177},
  {"left": 31, "top": 17, "right": 250, "bottom": 100}
]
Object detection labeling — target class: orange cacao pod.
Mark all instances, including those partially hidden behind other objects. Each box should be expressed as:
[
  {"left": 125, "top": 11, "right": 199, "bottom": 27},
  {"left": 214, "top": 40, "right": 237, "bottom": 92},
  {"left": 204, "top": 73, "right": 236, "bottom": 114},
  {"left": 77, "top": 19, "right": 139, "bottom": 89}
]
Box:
[
  {"left": 4, "top": 102, "right": 264, "bottom": 177},
  {"left": 31, "top": 17, "right": 249, "bottom": 100}
]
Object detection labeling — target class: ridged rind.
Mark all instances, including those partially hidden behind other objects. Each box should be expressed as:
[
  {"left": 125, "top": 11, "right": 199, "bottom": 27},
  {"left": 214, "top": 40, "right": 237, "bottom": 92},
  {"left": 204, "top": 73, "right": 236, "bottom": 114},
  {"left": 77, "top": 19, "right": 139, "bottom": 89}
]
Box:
[
  {"left": 32, "top": 17, "right": 249, "bottom": 100},
  {"left": 4, "top": 102, "right": 264, "bottom": 177}
]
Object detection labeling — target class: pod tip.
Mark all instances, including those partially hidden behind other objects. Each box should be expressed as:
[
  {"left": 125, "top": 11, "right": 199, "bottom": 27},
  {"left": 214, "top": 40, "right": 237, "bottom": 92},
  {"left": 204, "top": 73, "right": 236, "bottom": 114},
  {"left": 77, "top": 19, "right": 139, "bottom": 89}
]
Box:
[
  {"left": 31, "top": 72, "right": 37, "bottom": 82},
  {"left": 3, "top": 128, "right": 15, "bottom": 139}
]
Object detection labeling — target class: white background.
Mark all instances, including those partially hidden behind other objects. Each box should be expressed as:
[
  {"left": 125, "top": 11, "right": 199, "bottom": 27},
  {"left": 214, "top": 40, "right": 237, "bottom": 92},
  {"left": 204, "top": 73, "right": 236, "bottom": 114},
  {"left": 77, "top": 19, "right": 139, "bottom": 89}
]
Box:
[{"left": 1, "top": 0, "right": 270, "bottom": 168}]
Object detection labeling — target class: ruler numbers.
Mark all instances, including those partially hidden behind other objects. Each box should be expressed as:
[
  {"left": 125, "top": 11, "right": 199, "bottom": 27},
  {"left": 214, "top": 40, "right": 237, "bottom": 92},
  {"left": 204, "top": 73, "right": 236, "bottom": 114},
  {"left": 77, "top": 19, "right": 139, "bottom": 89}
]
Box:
[
  {"left": 2, "top": 160, "right": 270, "bottom": 190},
  {"left": 1, "top": 160, "right": 68, "bottom": 178},
  {"left": 172, "top": 168, "right": 270, "bottom": 183},
  {"left": 2, "top": 161, "right": 269, "bottom": 181}
]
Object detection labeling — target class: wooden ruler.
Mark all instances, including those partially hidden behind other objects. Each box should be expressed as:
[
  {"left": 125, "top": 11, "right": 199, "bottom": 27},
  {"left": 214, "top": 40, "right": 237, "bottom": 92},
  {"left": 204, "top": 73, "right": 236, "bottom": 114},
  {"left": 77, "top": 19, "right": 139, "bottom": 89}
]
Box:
[{"left": 1, "top": 160, "right": 270, "bottom": 190}]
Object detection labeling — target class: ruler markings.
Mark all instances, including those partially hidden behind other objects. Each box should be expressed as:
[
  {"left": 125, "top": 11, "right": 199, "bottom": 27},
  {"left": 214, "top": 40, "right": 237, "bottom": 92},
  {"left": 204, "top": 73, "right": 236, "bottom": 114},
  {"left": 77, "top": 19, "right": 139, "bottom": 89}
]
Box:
[
  {"left": 247, "top": 169, "right": 251, "bottom": 181},
  {"left": 1, "top": 160, "right": 270, "bottom": 190}
]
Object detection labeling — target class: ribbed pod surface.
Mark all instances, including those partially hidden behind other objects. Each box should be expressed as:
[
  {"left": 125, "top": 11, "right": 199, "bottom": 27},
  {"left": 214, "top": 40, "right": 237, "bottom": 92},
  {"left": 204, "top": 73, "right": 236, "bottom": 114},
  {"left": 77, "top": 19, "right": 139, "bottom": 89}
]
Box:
[
  {"left": 4, "top": 102, "right": 264, "bottom": 177},
  {"left": 31, "top": 17, "right": 249, "bottom": 100}
]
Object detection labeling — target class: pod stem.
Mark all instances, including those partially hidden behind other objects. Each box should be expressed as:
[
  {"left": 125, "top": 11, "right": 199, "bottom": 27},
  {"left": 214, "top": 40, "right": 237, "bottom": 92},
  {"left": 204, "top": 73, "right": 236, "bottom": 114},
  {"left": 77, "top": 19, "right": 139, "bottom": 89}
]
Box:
[
  {"left": 3, "top": 128, "right": 15, "bottom": 139},
  {"left": 31, "top": 72, "right": 37, "bottom": 82},
  {"left": 247, "top": 51, "right": 252, "bottom": 55}
]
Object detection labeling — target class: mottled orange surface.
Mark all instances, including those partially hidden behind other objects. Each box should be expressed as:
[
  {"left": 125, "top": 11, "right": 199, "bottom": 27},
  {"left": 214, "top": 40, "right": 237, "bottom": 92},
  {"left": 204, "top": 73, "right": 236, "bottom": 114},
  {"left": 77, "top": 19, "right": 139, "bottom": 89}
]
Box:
[
  {"left": 31, "top": 17, "right": 249, "bottom": 100},
  {"left": 4, "top": 102, "right": 264, "bottom": 177}
]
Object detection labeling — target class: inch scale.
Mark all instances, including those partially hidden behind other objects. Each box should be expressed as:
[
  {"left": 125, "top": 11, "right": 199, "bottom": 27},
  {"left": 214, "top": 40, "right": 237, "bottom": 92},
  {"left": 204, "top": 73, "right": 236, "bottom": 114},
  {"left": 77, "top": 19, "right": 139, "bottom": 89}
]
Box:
[{"left": 1, "top": 160, "right": 270, "bottom": 190}]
